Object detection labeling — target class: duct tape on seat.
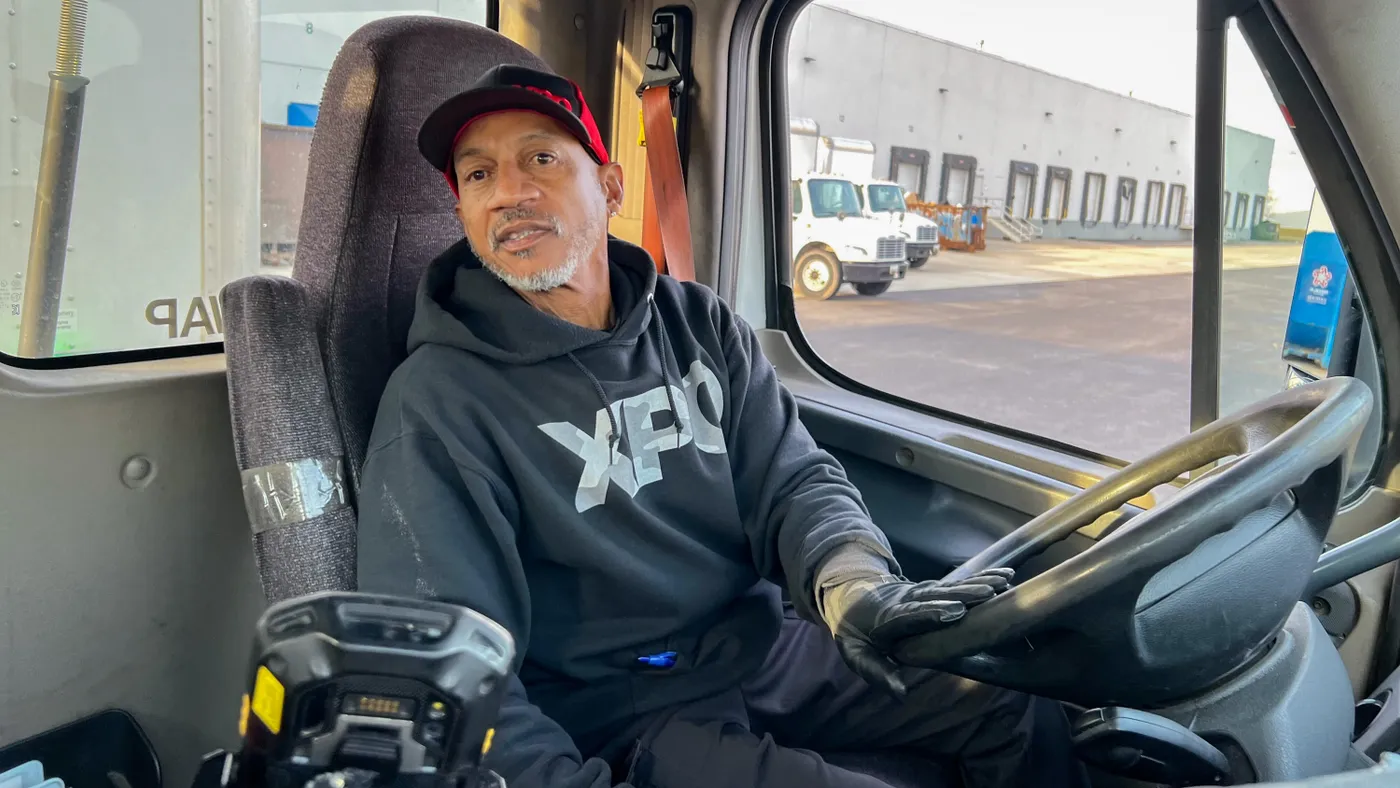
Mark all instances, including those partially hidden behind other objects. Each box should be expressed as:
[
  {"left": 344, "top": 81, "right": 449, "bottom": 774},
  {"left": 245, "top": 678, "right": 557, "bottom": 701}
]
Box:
[{"left": 241, "top": 457, "right": 349, "bottom": 534}]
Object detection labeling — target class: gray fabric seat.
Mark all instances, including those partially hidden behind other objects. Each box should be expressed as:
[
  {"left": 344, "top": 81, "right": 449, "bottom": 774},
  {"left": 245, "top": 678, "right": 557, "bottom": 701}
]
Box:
[
  {"left": 223, "top": 17, "right": 550, "bottom": 602},
  {"left": 220, "top": 15, "right": 952, "bottom": 788}
]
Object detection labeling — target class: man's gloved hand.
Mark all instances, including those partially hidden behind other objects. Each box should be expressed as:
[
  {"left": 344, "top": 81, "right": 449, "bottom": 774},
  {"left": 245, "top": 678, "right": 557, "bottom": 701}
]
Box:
[{"left": 818, "top": 567, "right": 1015, "bottom": 697}]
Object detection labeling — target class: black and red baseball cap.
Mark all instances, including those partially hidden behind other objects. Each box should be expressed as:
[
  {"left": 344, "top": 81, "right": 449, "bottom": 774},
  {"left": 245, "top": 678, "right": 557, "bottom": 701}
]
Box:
[{"left": 418, "top": 64, "right": 610, "bottom": 194}]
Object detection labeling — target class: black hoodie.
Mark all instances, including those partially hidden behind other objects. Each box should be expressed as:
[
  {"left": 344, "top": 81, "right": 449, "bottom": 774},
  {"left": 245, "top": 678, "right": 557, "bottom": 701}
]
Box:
[{"left": 357, "top": 238, "right": 897, "bottom": 787}]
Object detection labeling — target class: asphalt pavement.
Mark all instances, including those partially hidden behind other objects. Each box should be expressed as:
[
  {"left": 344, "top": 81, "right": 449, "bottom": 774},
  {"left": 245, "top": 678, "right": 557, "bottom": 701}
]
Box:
[{"left": 794, "top": 240, "right": 1304, "bottom": 460}]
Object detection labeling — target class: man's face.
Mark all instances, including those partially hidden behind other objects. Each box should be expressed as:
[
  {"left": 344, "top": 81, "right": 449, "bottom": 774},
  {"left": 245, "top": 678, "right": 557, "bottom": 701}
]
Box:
[{"left": 451, "top": 111, "right": 622, "bottom": 292}]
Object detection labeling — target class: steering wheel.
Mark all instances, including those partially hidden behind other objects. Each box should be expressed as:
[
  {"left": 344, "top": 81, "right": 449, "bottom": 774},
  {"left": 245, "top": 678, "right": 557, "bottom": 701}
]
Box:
[{"left": 892, "top": 377, "right": 1373, "bottom": 708}]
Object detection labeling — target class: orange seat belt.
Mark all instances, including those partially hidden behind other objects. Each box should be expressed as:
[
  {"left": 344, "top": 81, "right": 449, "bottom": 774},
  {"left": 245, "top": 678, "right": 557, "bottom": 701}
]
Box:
[{"left": 639, "top": 84, "right": 695, "bottom": 282}]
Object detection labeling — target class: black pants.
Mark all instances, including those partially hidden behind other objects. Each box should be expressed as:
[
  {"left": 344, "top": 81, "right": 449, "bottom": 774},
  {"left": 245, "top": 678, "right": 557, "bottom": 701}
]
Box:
[{"left": 615, "top": 610, "right": 1088, "bottom": 788}]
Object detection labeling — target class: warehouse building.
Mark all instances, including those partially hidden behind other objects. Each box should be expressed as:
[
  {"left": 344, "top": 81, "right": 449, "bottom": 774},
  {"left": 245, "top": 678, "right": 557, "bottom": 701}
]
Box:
[{"left": 786, "top": 3, "right": 1274, "bottom": 242}]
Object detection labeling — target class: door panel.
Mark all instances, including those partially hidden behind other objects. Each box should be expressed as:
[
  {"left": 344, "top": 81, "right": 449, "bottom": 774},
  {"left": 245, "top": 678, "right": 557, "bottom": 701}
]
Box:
[
  {"left": 894, "top": 162, "right": 921, "bottom": 195},
  {"left": 946, "top": 168, "right": 969, "bottom": 204},
  {"left": 0, "top": 358, "right": 262, "bottom": 784},
  {"left": 1012, "top": 174, "right": 1032, "bottom": 218}
]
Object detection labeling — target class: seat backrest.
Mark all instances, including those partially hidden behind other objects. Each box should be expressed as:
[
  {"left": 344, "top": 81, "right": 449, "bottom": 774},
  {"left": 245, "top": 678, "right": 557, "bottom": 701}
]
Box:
[
  {"left": 293, "top": 16, "right": 550, "bottom": 488},
  {"left": 222, "top": 17, "right": 549, "bottom": 602}
]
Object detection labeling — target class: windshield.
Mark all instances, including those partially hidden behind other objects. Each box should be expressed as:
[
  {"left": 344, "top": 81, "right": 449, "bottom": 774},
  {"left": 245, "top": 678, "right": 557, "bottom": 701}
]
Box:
[
  {"left": 866, "top": 184, "right": 906, "bottom": 213},
  {"left": 808, "top": 179, "right": 862, "bottom": 218}
]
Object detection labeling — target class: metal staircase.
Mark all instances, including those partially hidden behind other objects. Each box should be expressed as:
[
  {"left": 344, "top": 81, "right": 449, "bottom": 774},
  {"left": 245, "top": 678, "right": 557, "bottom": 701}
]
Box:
[{"left": 985, "top": 199, "right": 1044, "bottom": 243}]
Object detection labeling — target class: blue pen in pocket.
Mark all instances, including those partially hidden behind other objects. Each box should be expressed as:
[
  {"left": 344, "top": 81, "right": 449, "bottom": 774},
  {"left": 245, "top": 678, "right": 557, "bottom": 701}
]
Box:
[{"left": 637, "top": 651, "right": 678, "bottom": 668}]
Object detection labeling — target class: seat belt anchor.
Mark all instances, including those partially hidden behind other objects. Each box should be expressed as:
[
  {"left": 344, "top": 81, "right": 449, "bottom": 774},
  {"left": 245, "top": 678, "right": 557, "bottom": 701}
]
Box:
[{"left": 637, "top": 14, "right": 684, "bottom": 99}]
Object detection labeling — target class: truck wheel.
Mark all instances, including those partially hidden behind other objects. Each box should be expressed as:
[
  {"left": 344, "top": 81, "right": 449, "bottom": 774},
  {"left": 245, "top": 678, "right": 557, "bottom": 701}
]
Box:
[
  {"left": 854, "top": 281, "right": 892, "bottom": 296},
  {"left": 908, "top": 255, "right": 929, "bottom": 270},
  {"left": 795, "top": 249, "right": 843, "bottom": 300}
]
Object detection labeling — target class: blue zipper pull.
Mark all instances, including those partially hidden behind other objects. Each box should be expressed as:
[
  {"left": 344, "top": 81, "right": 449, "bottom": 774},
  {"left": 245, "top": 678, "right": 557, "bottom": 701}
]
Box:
[{"left": 636, "top": 651, "right": 678, "bottom": 668}]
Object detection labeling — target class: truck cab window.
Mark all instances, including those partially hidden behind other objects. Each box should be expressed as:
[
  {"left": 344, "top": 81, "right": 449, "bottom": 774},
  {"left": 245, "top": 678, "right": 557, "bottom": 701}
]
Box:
[
  {"left": 1, "top": 1, "right": 489, "bottom": 361},
  {"left": 784, "top": 0, "right": 1376, "bottom": 463},
  {"left": 808, "top": 179, "right": 862, "bottom": 218}
]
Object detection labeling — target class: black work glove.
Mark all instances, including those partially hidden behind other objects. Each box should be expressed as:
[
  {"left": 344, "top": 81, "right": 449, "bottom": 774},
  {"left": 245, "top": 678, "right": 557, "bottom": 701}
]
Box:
[{"left": 818, "top": 567, "right": 1015, "bottom": 697}]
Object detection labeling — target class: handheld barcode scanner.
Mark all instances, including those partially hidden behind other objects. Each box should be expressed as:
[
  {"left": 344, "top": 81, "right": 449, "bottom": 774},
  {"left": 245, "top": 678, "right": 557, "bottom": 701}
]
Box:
[{"left": 234, "top": 592, "right": 514, "bottom": 787}]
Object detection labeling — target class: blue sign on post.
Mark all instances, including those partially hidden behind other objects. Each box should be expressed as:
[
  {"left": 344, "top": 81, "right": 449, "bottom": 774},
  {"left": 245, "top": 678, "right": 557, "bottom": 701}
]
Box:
[
  {"left": 287, "top": 102, "right": 320, "bottom": 128},
  {"left": 1282, "top": 229, "right": 1350, "bottom": 370}
]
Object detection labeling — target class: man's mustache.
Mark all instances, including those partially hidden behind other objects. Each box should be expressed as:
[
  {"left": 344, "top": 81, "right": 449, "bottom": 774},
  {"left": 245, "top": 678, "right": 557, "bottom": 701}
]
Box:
[{"left": 489, "top": 208, "right": 564, "bottom": 251}]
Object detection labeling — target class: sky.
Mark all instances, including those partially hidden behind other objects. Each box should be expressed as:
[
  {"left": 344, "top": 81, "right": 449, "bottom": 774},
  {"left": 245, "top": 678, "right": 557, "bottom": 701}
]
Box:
[{"left": 816, "top": 0, "right": 1315, "bottom": 213}]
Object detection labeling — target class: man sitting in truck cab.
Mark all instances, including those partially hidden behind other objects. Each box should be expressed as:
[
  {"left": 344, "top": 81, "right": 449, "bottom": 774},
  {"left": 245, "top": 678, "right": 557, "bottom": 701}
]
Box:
[{"left": 356, "top": 64, "right": 1086, "bottom": 788}]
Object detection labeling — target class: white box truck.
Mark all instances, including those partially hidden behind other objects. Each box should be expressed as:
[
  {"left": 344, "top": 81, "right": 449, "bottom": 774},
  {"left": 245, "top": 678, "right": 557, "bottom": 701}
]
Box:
[
  {"left": 791, "top": 175, "right": 907, "bottom": 299},
  {"left": 856, "top": 179, "right": 940, "bottom": 269},
  {"left": 785, "top": 123, "right": 905, "bottom": 298}
]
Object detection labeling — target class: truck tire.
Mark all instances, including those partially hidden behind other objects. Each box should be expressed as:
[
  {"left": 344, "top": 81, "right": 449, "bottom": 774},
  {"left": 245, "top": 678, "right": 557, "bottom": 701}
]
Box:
[
  {"left": 853, "top": 281, "right": 892, "bottom": 296},
  {"left": 908, "top": 254, "right": 929, "bottom": 270},
  {"left": 795, "top": 249, "right": 843, "bottom": 300}
]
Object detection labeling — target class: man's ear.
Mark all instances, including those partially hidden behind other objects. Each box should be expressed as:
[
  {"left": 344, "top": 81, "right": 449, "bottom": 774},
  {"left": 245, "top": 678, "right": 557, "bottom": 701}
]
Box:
[
  {"left": 454, "top": 198, "right": 471, "bottom": 236},
  {"left": 600, "top": 162, "right": 624, "bottom": 215}
]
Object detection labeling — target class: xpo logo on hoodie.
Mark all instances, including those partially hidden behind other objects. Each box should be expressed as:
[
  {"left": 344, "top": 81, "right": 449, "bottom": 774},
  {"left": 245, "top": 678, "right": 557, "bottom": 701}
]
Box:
[{"left": 539, "top": 360, "right": 728, "bottom": 512}]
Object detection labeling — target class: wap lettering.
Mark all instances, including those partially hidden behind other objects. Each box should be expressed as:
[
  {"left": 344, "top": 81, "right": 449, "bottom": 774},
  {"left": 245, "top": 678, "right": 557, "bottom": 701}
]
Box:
[
  {"left": 145, "top": 296, "right": 223, "bottom": 339},
  {"left": 539, "top": 360, "right": 728, "bottom": 512}
]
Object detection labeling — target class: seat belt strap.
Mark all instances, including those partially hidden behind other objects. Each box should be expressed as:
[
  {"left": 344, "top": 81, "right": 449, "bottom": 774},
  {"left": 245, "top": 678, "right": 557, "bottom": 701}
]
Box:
[
  {"left": 641, "top": 148, "right": 665, "bottom": 272},
  {"left": 640, "top": 84, "right": 695, "bottom": 282}
]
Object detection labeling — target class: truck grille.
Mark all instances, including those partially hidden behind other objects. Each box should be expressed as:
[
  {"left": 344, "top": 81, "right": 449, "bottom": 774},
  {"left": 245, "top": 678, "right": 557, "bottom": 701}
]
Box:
[
  {"left": 876, "top": 237, "right": 906, "bottom": 261},
  {"left": 916, "top": 226, "right": 937, "bottom": 242}
]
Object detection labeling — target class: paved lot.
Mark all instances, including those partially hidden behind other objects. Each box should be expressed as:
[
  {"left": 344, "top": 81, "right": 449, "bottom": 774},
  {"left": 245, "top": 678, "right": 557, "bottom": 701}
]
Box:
[{"left": 795, "top": 240, "right": 1305, "bottom": 460}]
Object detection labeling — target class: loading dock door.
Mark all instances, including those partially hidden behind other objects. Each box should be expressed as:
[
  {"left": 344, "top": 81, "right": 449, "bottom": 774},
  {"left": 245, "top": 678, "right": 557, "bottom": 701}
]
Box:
[
  {"left": 946, "top": 168, "right": 970, "bottom": 205},
  {"left": 895, "top": 163, "right": 921, "bottom": 194},
  {"left": 1144, "top": 181, "right": 1164, "bottom": 226},
  {"left": 1006, "top": 161, "right": 1039, "bottom": 219},
  {"left": 1116, "top": 178, "right": 1138, "bottom": 226},
  {"left": 1012, "top": 174, "right": 1033, "bottom": 218},
  {"left": 1083, "top": 174, "right": 1105, "bottom": 223},
  {"left": 1044, "top": 166, "right": 1071, "bottom": 222},
  {"left": 889, "top": 147, "right": 930, "bottom": 200},
  {"left": 1166, "top": 184, "right": 1186, "bottom": 226},
  {"left": 940, "top": 153, "right": 977, "bottom": 206}
]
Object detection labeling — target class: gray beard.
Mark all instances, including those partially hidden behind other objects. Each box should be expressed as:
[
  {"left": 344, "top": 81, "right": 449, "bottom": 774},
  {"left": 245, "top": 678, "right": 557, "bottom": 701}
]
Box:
[
  {"left": 483, "top": 252, "right": 580, "bottom": 293},
  {"left": 476, "top": 210, "right": 604, "bottom": 294}
]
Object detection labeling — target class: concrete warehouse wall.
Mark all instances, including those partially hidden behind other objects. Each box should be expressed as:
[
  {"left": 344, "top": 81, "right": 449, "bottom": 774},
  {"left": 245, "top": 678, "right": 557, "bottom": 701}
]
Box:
[
  {"left": 1224, "top": 126, "right": 1276, "bottom": 241},
  {"left": 786, "top": 3, "right": 1274, "bottom": 243}
]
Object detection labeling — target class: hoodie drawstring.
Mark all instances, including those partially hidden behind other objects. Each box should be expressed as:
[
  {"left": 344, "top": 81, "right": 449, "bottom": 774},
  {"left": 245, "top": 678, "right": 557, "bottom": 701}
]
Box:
[
  {"left": 650, "top": 296, "right": 681, "bottom": 427},
  {"left": 567, "top": 351, "right": 623, "bottom": 461},
  {"left": 565, "top": 295, "right": 681, "bottom": 464}
]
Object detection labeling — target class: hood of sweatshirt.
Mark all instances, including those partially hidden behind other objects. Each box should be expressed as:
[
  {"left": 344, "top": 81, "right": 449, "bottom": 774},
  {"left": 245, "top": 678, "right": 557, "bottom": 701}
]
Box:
[{"left": 407, "top": 235, "right": 659, "bottom": 363}]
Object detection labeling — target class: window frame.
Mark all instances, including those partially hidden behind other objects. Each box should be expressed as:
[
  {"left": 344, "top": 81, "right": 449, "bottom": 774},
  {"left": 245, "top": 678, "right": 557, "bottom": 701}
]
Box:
[{"left": 745, "top": 0, "right": 1397, "bottom": 474}]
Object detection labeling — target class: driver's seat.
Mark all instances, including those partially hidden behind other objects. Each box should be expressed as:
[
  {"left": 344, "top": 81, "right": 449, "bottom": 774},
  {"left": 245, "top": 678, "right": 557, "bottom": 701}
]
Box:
[
  {"left": 220, "top": 16, "right": 953, "bottom": 788},
  {"left": 222, "top": 16, "right": 542, "bottom": 603}
]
